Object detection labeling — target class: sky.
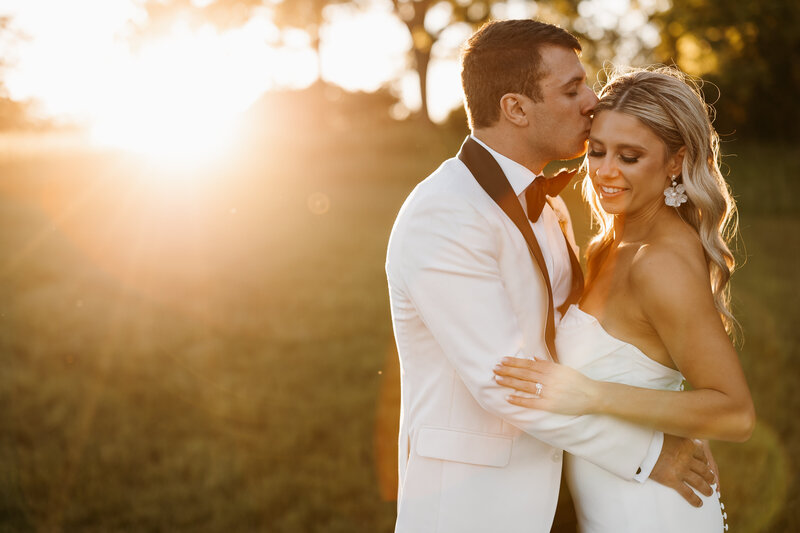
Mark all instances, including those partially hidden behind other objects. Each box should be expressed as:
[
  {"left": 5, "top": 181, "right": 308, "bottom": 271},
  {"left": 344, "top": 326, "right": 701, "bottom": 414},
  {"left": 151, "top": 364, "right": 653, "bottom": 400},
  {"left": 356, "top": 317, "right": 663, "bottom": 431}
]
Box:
[{"left": 0, "top": 0, "right": 659, "bottom": 139}]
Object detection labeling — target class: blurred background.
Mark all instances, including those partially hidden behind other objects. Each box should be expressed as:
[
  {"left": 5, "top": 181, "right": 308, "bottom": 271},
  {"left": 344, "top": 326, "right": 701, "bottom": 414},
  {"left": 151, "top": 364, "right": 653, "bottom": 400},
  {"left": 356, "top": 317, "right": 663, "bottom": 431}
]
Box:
[{"left": 0, "top": 0, "right": 797, "bottom": 531}]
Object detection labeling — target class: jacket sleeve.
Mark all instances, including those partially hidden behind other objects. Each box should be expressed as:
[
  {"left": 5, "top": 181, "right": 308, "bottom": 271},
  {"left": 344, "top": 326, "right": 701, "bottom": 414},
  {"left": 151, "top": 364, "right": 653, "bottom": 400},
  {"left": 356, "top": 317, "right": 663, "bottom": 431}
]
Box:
[{"left": 392, "top": 190, "right": 656, "bottom": 480}]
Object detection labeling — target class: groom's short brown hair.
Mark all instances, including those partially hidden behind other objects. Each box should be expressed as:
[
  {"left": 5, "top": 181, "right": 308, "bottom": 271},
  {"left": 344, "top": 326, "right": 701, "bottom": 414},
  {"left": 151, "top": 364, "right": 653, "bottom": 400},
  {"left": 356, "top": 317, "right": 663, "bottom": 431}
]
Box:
[{"left": 461, "top": 19, "right": 581, "bottom": 129}]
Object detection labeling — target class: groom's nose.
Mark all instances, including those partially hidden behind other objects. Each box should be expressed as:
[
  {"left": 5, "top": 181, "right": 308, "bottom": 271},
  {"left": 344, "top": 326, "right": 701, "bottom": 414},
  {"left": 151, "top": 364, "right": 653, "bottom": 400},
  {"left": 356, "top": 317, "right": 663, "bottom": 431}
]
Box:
[{"left": 581, "top": 86, "right": 599, "bottom": 116}]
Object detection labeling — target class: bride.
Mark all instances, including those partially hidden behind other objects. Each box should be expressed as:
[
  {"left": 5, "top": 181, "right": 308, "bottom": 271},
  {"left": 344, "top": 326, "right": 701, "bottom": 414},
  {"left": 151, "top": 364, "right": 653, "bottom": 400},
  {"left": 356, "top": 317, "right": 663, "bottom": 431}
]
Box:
[{"left": 493, "top": 67, "right": 755, "bottom": 532}]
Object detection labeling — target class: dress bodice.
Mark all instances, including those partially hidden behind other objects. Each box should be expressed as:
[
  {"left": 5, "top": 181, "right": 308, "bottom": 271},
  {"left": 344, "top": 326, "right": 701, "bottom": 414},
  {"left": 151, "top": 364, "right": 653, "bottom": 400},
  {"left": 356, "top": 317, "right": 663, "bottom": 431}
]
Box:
[
  {"left": 554, "top": 304, "right": 725, "bottom": 533},
  {"left": 556, "top": 304, "right": 685, "bottom": 391}
]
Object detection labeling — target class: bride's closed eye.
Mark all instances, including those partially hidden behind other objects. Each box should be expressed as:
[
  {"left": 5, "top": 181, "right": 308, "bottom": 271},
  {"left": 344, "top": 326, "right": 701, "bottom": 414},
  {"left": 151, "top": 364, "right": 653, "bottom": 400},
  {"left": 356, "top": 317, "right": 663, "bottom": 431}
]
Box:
[{"left": 588, "top": 150, "right": 639, "bottom": 164}]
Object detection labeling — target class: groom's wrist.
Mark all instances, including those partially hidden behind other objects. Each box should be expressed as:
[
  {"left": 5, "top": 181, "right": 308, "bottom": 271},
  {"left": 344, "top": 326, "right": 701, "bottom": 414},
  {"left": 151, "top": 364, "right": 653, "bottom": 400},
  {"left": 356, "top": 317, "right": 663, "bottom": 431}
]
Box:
[{"left": 633, "top": 431, "right": 664, "bottom": 482}]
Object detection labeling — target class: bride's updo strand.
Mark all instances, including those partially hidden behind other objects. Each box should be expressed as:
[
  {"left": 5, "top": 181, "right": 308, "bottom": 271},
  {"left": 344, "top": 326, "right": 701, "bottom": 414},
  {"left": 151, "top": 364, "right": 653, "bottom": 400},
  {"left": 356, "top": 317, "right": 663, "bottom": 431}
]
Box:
[{"left": 582, "top": 66, "right": 740, "bottom": 338}]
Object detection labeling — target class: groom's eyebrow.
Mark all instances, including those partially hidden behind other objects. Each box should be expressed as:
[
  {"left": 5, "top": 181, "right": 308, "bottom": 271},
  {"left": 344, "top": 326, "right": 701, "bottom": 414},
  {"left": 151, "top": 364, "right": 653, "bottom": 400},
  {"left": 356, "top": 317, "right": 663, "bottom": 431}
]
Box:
[{"left": 560, "top": 75, "right": 586, "bottom": 88}]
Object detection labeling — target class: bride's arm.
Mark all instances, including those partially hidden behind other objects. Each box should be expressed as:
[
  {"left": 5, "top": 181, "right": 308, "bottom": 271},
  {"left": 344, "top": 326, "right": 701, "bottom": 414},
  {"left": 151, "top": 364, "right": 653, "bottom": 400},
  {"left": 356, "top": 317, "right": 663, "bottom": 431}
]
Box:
[{"left": 494, "top": 245, "right": 756, "bottom": 443}]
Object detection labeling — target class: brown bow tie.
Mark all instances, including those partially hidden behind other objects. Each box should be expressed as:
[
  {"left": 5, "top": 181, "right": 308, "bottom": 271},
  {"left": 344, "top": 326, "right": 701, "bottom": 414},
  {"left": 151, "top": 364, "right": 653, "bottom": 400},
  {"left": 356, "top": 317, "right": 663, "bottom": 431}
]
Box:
[{"left": 524, "top": 170, "right": 577, "bottom": 222}]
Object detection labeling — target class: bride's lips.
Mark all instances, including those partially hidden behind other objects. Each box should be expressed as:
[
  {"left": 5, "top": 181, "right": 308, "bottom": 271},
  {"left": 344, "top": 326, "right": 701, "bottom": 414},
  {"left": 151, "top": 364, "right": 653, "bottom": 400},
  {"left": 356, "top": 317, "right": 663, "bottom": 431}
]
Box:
[{"left": 596, "top": 184, "right": 628, "bottom": 198}]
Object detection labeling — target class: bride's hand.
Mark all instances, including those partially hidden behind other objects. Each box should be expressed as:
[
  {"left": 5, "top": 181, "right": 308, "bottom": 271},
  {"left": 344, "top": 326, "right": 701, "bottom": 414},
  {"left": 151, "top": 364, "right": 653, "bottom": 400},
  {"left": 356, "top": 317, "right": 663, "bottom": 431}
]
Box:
[{"left": 493, "top": 357, "right": 600, "bottom": 415}]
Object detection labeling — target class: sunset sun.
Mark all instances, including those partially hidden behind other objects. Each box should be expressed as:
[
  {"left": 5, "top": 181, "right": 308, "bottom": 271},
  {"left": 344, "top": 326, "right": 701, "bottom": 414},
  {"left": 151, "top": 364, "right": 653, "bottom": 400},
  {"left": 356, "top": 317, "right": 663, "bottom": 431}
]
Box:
[{"left": 87, "top": 23, "right": 277, "bottom": 165}]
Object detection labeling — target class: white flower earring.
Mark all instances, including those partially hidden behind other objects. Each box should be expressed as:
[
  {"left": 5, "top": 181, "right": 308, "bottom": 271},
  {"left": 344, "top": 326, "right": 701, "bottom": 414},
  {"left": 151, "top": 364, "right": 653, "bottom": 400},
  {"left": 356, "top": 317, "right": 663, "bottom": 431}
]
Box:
[{"left": 664, "top": 174, "right": 688, "bottom": 207}]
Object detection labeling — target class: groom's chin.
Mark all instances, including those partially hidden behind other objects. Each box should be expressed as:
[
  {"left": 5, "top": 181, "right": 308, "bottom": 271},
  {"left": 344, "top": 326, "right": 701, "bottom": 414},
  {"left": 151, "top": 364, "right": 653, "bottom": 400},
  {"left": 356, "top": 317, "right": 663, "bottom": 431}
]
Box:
[{"left": 563, "top": 141, "right": 589, "bottom": 161}]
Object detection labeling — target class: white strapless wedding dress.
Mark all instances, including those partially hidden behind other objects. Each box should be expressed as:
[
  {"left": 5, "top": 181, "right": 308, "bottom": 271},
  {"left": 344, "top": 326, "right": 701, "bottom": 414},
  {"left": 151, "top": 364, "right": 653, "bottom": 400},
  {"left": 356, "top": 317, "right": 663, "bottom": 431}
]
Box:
[{"left": 556, "top": 304, "right": 727, "bottom": 532}]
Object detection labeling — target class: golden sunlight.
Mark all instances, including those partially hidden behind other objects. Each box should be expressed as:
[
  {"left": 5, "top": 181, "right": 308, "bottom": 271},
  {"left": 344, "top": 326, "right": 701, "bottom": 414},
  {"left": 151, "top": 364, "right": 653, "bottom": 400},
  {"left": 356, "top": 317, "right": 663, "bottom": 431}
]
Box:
[
  {"left": 88, "top": 23, "right": 275, "bottom": 166},
  {"left": 3, "top": 0, "right": 471, "bottom": 153}
]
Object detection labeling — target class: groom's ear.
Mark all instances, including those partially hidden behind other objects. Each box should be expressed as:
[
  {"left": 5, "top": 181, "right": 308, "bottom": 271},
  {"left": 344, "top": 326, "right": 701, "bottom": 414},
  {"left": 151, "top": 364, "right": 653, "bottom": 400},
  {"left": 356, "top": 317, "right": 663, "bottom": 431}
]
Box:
[{"left": 499, "top": 93, "right": 530, "bottom": 127}]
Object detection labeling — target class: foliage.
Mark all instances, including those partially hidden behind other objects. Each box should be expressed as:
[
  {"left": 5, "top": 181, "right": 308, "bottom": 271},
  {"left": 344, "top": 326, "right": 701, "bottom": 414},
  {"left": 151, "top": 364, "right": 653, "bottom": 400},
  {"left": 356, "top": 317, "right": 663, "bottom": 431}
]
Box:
[
  {"left": 652, "top": 0, "right": 800, "bottom": 139},
  {"left": 388, "top": 0, "right": 596, "bottom": 123},
  {"left": 389, "top": 0, "right": 499, "bottom": 122},
  {"left": 0, "top": 16, "right": 39, "bottom": 131},
  {"left": 0, "top": 97, "right": 38, "bottom": 131},
  {"left": 137, "top": 0, "right": 362, "bottom": 78},
  {"left": 239, "top": 82, "right": 404, "bottom": 145},
  {"left": 137, "top": 0, "right": 261, "bottom": 33}
]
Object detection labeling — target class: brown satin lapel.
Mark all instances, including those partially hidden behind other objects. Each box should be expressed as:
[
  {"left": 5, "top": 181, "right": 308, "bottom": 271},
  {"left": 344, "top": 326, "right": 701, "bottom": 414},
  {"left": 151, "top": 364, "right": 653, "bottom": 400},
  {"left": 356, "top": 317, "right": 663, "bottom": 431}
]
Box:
[
  {"left": 456, "top": 136, "right": 559, "bottom": 362},
  {"left": 559, "top": 234, "right": 584, "bottom": 316},
  {"left": 546, "top": 198, "right": 585, "bottom": 316}
]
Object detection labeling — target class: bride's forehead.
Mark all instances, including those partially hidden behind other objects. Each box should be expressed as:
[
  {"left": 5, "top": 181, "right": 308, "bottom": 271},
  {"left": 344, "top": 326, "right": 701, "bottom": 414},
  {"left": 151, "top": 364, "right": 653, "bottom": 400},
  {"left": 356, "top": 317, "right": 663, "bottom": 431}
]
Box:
[
  {"left": 593, "top": 111, "right": 647, "bottom": 132},
  {"left": 591, "top": 112, "right": 661, "bottom": 145}
]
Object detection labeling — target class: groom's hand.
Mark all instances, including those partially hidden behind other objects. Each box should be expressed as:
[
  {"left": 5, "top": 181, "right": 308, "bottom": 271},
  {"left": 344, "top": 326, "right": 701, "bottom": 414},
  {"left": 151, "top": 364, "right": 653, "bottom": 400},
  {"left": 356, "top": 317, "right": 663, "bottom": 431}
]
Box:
[{"left": 649, "top": 434, "right": 716, "bottom": 507}]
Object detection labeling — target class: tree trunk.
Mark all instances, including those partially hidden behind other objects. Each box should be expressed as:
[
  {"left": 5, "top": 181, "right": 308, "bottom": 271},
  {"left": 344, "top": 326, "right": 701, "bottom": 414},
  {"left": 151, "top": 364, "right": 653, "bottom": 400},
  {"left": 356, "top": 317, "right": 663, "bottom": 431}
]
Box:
[
  {"left": 414, "top": 47, "right": 432, "bottom": 124},
  {"left": 393, "top": 0, "right": 434, "bottom": 123},
  {"left": 311, "top": 30, "right": 323, "bottom": 84}
]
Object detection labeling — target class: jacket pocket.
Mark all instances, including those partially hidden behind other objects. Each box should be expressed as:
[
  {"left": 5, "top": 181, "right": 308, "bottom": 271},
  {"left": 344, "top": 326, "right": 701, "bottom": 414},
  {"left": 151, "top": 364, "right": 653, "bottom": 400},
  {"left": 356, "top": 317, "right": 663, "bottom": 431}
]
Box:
[{"left": 415, "top": 426, "right": 513, "bottom": 468}]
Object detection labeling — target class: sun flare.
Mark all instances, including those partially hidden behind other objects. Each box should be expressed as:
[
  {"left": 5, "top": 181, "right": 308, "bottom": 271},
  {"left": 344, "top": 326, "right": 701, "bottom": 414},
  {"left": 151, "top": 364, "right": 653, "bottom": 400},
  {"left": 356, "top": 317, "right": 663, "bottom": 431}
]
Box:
[
  {"left": 4, "top": 0, "right": 470, "bottom": 161},
  {"left": 87, "top": 23, "right": 275, "bottom": 166}
]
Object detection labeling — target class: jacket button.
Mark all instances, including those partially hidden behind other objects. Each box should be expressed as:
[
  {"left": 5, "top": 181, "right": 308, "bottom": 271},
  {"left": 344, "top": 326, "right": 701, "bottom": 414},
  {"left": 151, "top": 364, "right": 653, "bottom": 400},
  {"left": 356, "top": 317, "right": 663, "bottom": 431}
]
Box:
[{"left": 552, "top": 451, "right": 562, "bottom": 462}]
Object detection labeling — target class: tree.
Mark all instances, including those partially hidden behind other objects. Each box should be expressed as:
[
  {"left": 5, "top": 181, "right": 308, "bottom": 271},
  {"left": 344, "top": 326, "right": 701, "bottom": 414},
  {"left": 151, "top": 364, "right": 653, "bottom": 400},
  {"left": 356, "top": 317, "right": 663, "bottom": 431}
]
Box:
[
  {"left": 390, "top": 0, "right": 495, "bottom": 123},
  {"left": 0, "top": 15, "right": 36, "bottom": 131},
  {"left": 272, "top": 0, "right": 354, "bottom": 82},
  {"left": 389, "top": 0, "right": 597, "bottom": 123},
  {"left": 139, "top": 0, "right": 356, "bottom": 84},
  {"left": 651, "top": 0, "right": 800, "bottom": 139},
  {"left": 138, "top": 0, "right": 601, "bottom": 124}
]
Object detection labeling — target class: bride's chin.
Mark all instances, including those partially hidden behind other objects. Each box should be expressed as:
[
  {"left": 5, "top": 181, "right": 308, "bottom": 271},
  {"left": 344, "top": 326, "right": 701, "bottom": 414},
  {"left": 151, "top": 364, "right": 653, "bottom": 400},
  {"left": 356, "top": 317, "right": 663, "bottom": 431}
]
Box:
[{"left": 597, "top": 199, "right": 626, "bottom": 215}]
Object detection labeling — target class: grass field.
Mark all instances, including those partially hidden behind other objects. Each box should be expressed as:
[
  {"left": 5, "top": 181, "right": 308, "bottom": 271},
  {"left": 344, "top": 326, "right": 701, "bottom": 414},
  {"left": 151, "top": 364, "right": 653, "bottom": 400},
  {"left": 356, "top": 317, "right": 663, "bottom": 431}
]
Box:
[{"left": 0, "top": 121, "right": 797, "bottom": 532}]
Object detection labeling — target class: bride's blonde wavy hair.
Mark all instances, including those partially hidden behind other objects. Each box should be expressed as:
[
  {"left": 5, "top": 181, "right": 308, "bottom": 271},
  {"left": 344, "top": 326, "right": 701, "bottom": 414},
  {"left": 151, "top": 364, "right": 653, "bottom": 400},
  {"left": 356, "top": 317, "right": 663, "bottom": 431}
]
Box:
[{"left": 582, "top": 66, "right": 740, "bottom": 338}]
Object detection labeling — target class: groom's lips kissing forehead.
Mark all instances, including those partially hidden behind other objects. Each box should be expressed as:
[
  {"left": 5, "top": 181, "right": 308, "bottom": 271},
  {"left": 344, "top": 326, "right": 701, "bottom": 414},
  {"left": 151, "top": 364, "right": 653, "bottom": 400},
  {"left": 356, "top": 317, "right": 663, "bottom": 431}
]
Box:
[{"left": 581, "top": 117, "right": 592, "bottom": 136}]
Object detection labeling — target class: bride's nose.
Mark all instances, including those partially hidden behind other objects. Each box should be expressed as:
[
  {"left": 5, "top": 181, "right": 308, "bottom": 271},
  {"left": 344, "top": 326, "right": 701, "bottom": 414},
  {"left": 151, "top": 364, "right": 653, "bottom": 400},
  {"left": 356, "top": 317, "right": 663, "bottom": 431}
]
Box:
[{"left": 594, "top": 155, "right": 618, "bottom": 179}]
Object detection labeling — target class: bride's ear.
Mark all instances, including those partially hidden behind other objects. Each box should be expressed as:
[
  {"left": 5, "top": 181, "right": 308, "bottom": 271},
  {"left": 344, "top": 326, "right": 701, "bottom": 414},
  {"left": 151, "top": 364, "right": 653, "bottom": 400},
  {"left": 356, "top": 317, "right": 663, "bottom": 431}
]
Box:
[
  {"left": 667, "top": 146, "right": 687, "bottom": 176},
  {"left": 499, "top": 93, "right": 530, "bottom": 127}
]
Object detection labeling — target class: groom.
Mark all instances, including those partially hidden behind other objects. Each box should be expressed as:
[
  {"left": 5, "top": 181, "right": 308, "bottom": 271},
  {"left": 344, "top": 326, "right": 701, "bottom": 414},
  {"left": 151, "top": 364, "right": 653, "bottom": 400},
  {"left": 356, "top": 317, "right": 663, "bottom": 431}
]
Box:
[{"left": 386, "top": 19, "right": 714, "bottom": 533}]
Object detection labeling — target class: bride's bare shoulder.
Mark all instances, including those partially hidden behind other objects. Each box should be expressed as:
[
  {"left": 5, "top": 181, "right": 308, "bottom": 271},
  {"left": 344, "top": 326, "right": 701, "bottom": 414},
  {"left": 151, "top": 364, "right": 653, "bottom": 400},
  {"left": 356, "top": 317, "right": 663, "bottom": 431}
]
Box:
[{"left": 629, "top": 222, "right": 709, "bottom": 302}]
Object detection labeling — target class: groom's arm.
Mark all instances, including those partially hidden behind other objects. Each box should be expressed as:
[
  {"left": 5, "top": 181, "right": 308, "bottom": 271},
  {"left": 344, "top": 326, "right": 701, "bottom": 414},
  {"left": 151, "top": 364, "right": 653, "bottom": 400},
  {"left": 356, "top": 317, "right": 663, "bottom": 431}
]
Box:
[{"left": 390, "top": 190, "right": 655, "bottom": 480}]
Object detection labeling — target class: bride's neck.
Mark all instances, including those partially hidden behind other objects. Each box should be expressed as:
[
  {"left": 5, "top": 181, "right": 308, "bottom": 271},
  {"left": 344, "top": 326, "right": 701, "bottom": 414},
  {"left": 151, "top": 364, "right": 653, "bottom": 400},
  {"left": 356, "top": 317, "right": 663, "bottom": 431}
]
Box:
[{"left": 613, "top": 200, "right": 675, "bottom": 244}]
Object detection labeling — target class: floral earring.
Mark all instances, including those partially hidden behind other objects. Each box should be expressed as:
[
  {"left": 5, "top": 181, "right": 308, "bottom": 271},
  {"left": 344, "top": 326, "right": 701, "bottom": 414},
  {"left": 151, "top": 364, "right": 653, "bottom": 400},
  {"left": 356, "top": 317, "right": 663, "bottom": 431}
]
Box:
[{"left": 664, "top": 174, "right": 688, "bottom": 207}]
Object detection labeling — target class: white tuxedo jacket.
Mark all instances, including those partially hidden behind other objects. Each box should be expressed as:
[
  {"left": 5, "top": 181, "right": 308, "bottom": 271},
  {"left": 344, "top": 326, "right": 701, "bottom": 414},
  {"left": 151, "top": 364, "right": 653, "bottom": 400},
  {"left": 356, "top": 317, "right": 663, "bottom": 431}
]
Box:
[{"left": 386, "top": 149, "right": 656, "bottom": 533}]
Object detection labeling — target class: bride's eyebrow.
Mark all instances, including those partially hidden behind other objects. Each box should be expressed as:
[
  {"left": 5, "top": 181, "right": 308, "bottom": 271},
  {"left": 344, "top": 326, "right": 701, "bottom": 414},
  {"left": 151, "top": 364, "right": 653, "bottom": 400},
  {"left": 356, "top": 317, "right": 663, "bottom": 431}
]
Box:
[{"left": 615, "top": 143, "right": 647, "bottom": 152}]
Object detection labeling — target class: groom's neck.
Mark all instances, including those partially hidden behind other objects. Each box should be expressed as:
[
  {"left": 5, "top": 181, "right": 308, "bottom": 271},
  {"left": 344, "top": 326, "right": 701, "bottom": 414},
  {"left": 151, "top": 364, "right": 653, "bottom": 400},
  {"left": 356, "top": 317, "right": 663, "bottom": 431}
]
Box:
[{"left": 472, "top": 127, "right": 547, "bottom": 175}]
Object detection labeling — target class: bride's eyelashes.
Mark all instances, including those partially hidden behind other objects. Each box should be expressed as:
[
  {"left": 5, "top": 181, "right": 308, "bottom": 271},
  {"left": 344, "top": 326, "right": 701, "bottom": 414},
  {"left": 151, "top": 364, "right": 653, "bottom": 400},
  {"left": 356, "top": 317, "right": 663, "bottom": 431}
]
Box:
[{"left": 587, "top": 149, "right": 640, "bottom": 164}]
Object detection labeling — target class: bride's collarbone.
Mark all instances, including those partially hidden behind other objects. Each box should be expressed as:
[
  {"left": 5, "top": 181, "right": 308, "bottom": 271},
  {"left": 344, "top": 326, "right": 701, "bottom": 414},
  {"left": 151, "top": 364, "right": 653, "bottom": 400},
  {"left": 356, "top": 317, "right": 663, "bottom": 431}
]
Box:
[
  {"left": 581, "top": 262, "right": 637, "bottom": 318},
  {"left": 581, "top": 273, "right": 654, "bottom": 333},
  {"left": 580, "top": 274, "right": 677, "bottom": 370}
]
